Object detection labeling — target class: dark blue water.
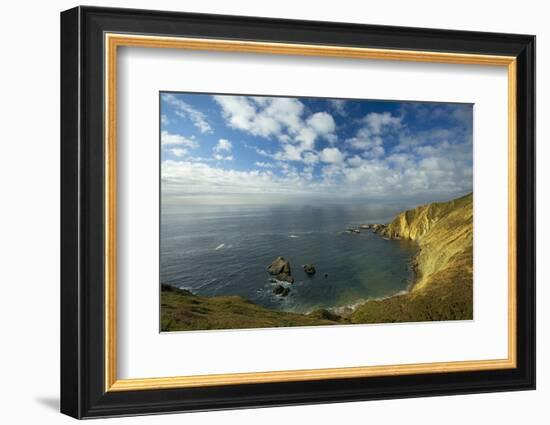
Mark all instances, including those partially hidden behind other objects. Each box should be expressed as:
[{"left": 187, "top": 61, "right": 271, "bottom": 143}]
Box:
[{"left": 160, "top": 203, "right": 417, "bottom": 313}]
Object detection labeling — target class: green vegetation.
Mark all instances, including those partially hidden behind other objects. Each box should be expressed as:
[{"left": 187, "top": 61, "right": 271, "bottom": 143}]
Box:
[
  {"left": 161, "top": 193, "right": 473, "bottom": 331},
  {"left": 161, "top": 284, "right": 342, "bottom": 331}
]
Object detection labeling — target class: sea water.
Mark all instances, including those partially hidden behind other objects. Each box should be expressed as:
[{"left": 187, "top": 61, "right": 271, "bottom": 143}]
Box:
[{"left": 160, "top": 203, "right": 417, "bottom": 313}]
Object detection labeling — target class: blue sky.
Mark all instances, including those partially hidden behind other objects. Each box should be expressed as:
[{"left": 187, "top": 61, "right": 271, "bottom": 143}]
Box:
[{"left": 160, "top": 92, "right": 472, "bottom": 205}]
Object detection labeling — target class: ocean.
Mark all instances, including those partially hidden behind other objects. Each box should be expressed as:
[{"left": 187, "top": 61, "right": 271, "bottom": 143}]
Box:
[{"left": 160, "top": 202, "right": 418, "bottom": 313}]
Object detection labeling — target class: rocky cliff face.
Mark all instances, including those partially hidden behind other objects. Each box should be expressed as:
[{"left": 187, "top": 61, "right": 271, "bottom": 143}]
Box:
[
  {"left": 351, "top": 193, "right": 473, "bottom": 323},
  {"left": 384, "top": 192, "right": 473, "bottom": 292},
  {"left": 385, "top": 193, "right": 473, "bottom": 290}
]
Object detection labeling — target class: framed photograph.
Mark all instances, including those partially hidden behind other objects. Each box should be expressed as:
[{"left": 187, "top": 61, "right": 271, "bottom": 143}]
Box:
[{"left": 60, "top": 6, "right": 535, "bottom": 419}]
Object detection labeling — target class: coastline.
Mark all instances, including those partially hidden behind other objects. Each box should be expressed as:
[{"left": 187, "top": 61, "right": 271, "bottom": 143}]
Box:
[
  {"left": 161, "top": 192, "right": 473, "bottom": 331},
  {"left": 349, "top": 192, "right": 473, "bottom": 324},
  {"left": 324, "top": 253, "right": 418, "bottom": 318}
]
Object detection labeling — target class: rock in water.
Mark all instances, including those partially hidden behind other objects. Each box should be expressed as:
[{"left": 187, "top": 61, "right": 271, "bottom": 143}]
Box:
[
  {"left": 267, "top": 256, "right": 289, "bottom": 275},
  {"left": 303, "top": 264, "right": 316, "bottom": 275},
  {"left": 273, "top": 284, "right": 290, "bottom": 297},
  {"left": 372, "top": 223, "right": 387, "bottom": 235},
  {"left": 278, "top": 274, "right": 294, "bottom": 283},
  {"left": 267, "top": 256, "right": 294, "bottom": 283}
]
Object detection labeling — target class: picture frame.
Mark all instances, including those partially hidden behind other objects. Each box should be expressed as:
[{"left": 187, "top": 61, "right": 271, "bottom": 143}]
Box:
[{"left": 60, "top": 5, "right": 535, "bottom": 419}]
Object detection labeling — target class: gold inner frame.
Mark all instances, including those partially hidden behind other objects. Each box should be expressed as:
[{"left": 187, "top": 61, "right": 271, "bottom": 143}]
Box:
[{"left": 104, "top": 33, "right": 518, "bottom": 392}]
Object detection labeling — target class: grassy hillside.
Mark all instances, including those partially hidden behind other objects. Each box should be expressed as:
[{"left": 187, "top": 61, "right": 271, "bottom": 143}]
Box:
[
  {"left": 161, "top": 284, "right": 342, "bottom": 331},
  {"left": 351, "top": 193, "right": 473, "bottom": 323},
  {"left": 161, "top": 193, "right": 474, "bottom": 331}
]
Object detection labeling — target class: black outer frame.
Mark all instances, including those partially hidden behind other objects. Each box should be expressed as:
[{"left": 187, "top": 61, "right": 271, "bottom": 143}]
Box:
[{"left": 60, "top": 5, "right": 535, "bottom": 419}]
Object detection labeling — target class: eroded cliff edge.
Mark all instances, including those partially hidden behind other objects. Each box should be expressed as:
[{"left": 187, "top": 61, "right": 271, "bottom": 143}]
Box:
[{"left": 350, "top": 192, "right": 473, "bottom": 323}]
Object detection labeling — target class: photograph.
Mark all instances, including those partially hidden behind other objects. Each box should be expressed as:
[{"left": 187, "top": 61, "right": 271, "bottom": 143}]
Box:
[
  {"left": 159, "top": 92, "right": 474, "bottom": 332},
  {"left": 56, "top": 3, "right": 536, "bottom": 420}
]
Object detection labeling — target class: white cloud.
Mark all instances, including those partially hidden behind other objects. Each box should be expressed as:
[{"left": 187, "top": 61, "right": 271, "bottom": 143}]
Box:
[
  {"left": 345, "top": 111, "right": 402, "bottom": 160},
  {"left": 328, "top": 99, "right": 347, "bottom": 116},
  {"left": 214, "top": 138, "right": 232, "bottom": 152},
  {"left": 252, "top": 146, "right": 273, "bottom": 158},
  {"left": 274, "top": 144, "right": 304, "bottom": 162},
  {"left": 320, "top": 147, "right": 345, "bottom": 164},
  {"left": 162, "top": 93, "right": 212, "bottom": 133},
  {"left": 214, "top": 154, "right": 233, "bottom": 161},
  {"left": 302, "top": 151, "right": 319, "bottom": 165},
  {"left": 307, "top": 112, "right": 336, "bottom": 135},
  {"left": 347, "top": 155, "right": 364, "bottom": 167},
  {"left": 367, "top": 145, "right": 385, "bottom": 158},
  {"left": 161, "top": 114, "right": 169, "bottom": 125},
  {"left": 170, "top": 147, "right": 187, "bottom": 157},
  {"left": 364, "top": 112, "right": 402, "bottom": 135},
  {"left": 214, "top": 96, "right": 303, "bottom": 138},
  {"left": 321, "top": 163, "right": 344, "bottom": 179},
  {"left": 387, "top": 153, "right": 414, "bottom": 168},
  {"left": 295, "top": 127, "right": 317, "bottom": 150},
  {"left": 302, "top": 167, "right": 314, "bottom": 181},
  {"left": 162, "top": 138, "right": 472, "bottom": 201},
  {"left": 162, "top": 160, "right": 310, "bottom": 197},
  {"left": 162, "top": 96, "right": 472, "bottom": 203},
  {"left": 214, "top": 95, "right": 337, "bottom": 164},
  {"left": 346, "top": 133, "right": 382, "bottom": 151},
  {"left": 394, "top": 128, "right": 457, "bottom": 152},
  {"left": 161, "top": 131, "right": 199, "bottom": 148}
]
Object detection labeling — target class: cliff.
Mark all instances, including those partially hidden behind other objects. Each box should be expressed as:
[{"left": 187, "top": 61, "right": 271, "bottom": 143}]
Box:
[{"left": 351, "top": 193, "right": 473, "bottom": 323}]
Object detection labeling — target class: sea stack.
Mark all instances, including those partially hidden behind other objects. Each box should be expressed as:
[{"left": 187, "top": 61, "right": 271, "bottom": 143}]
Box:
[
  {"left": 267, "top": 256, "right": 294, "bottom": 283},
  {"left": 273, "top": 284, "right": 290, "bottom": 297},
  {"left": 303, "top": 264, "right": 316, "bottom": 276}
]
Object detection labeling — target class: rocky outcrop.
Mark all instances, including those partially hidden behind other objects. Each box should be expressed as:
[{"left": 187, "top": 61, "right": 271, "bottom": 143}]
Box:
[
  {"left": 381, "top": 193, "right": 473, "bottom": 292},
  {"left": 267, "top": 256, "right": 294, "bottom": 283},
  {"left": 303, "top": 264, "right": 316, "bottom": 275},
  {"left": 351, "top": 193, "right": 473, "bottom": 323},
  {"left": 273, "top": 284, "right": 290, "bottom": 297},
  {"left": 372, "top": 223, "right": 387, "bottom": 234},
  {"left": 345, "top": 227, "right": 361, "bottom": 234},
  {"left": 360, "top": 223, "right": 387, "bottom": 233}
]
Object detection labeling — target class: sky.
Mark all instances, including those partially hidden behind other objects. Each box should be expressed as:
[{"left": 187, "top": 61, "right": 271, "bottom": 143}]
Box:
[{"left": 160, "top": 92, "right": 473, "bottom": 206}]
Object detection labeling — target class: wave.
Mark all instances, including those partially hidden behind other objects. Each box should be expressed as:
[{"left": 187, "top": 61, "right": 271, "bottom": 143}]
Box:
[
  {"left": 214, "top": 243, "right": 225, "bottom": 250},
  {"left": 322, "top": 289, "right": 412, "bottom": 316}
]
